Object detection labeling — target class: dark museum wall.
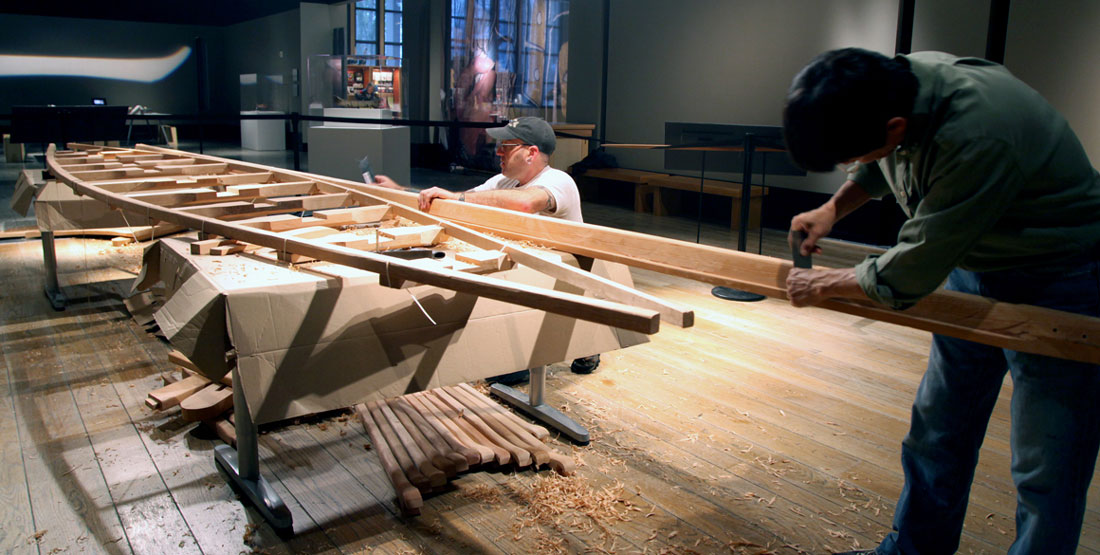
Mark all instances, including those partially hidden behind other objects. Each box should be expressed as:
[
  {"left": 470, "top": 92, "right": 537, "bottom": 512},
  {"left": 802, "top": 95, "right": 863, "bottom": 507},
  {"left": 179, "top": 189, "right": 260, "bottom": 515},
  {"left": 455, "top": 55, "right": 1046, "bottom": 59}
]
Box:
[
  {"left": 568, "top": 0, "right": 1100, "bottom": 195},
  {"left": 0, "top": 14, "right": 225, "bottom": 116}
]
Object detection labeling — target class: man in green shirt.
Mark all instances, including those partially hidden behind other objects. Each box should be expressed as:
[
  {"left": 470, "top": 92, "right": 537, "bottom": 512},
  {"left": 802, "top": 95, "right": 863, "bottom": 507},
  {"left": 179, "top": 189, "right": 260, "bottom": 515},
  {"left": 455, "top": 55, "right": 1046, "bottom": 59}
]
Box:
[{"left": 783, "top": 48, "right": 1100, "bottom": 554}]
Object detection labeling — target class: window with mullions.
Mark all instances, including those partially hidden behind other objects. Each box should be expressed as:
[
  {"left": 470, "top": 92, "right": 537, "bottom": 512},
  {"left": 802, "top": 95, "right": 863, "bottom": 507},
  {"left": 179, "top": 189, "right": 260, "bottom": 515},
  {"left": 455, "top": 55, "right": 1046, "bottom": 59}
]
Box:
[
  {"left": 355, "top": 0, "right": 403, "bottom": 64},
  {"left": 448, "top": 0, "right": 568, "bottom": 112}
]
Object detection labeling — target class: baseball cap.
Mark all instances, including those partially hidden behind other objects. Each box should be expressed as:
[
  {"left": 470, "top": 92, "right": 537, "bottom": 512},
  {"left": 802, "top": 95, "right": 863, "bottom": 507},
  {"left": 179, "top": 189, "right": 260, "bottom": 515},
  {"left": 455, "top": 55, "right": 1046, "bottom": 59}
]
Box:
[{"left": 487, "top": 117, "right": 556, "bottom": 155}]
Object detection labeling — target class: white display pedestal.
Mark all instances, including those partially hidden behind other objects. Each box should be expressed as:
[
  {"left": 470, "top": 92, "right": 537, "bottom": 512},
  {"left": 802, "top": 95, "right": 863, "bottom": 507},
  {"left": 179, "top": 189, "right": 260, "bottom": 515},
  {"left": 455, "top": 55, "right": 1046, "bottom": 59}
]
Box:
[
  {"left": 240, "top": 111, "right": 286, "bottom": 151},
  {"left": 308, "top": 125, "right": 410, "bottom": 186},
  {"left": 322, "top": 107, "right": 393, "bottom": 128}
]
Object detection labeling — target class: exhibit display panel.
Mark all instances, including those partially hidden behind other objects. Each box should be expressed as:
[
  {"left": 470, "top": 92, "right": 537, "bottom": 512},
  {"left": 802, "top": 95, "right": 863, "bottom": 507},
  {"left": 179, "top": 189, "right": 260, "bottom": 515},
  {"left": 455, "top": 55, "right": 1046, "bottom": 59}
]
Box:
[{"left": 306, "top": 54, "right": 403, "bottom": 119}]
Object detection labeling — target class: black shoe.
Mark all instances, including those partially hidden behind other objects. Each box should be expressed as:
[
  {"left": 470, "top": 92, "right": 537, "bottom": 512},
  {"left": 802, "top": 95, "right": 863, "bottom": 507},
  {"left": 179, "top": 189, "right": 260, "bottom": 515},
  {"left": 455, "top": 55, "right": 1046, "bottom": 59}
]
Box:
[
  {"left": 570, "top": 354, "right": 600, "bottom": 374},
  {"left": 486, "top": 369, "right": 529, "bottom": 386}
]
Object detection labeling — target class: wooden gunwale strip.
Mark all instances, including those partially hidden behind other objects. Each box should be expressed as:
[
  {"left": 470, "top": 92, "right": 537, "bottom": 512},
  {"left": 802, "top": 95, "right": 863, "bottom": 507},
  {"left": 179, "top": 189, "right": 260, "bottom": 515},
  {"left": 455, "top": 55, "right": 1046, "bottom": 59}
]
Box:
[
  {"left": 47, "top": 145, "right": 661, "bottom": 335},
  {"left": 441, "top": 213, "right": 1100, "bottom": 364}
]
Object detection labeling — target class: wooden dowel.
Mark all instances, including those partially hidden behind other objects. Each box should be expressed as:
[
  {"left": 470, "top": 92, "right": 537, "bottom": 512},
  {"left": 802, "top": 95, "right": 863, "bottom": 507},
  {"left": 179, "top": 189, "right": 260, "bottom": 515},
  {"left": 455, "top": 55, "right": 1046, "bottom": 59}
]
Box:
[
  {"left": 421, "top": 392, "right": 509, "bottom": 465},
  {"left": 434, "top": 388, "right": 531, "bottom": 467},
  {"left": 386, "top": 398, "right": 458, "bottom": 478},
  {"left": 456, "top": 382, "right": 550, "bottom": 441},
  {"left": 397, "top": 395, "right": 474, "bottom": 470},
  {"left": 413, "top": 392, "right": 494, "bottom": 465},
  {"left": 375, "top": 400, "right": 447, "bottom": 487},
  {"left": 366, "top": 400, "right": 430, "bottom": 492},
  {"left": 446, "top": 386, "right": 550, "bottom": 466},
  {"left": 355, "top": 404, "right": 422, "bottom": 516}
]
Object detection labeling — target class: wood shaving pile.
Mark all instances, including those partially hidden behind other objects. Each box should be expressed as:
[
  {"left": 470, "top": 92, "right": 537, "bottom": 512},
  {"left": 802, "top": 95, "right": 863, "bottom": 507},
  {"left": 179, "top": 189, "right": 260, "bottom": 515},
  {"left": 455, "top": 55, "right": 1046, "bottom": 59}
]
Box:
[
  {"left": 459, "top": 483, "right": 503, "bottom": 504},
  {"left": 508, "top": 473, "right": 632, "bottom": 545}
]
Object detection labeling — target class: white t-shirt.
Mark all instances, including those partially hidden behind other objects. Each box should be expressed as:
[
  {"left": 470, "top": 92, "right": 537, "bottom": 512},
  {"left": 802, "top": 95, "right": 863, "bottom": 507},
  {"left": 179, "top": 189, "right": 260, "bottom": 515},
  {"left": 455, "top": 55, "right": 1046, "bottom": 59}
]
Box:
[{"left": 469, "top": 166, "right": 583, "bottom": 222}]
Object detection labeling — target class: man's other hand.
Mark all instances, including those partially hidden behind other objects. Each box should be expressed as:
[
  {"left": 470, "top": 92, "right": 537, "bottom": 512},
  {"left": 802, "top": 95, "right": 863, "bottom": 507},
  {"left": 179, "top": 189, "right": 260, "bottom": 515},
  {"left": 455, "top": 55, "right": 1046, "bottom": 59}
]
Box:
[{"left": 372, "top": 175, "right": 405, "bottom": 190}]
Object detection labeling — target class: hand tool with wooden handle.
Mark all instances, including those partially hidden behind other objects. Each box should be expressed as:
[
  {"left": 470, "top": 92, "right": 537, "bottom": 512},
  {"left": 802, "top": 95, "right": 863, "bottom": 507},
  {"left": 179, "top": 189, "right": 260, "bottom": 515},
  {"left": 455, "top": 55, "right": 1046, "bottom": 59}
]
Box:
[{"left": 790, "top": 229, "right": 813, "bottom": 269}]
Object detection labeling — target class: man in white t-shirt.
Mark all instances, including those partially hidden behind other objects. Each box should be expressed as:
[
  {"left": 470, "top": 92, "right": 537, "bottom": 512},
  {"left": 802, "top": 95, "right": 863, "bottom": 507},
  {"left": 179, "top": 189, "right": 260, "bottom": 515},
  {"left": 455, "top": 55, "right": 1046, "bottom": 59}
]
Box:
[
  {"left": 374, "top": 116, "right": 599, "bottom": 383},
  {"left": 378, "top": 116, "right": 582, "bottom": 221}
]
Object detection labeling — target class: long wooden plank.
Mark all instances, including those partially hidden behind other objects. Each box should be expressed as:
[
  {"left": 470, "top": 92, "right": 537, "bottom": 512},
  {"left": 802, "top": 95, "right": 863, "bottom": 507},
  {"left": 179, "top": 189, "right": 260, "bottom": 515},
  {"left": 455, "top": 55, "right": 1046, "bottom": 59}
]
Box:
[
  {"left": 0, "top": 249, "right": 130, "bottom": 553},
  {"left": 421, "top": 198, "right": 1100, "bottom": 364},
  {"left": 0, "top": 335, "right": 35, "bottom": 554},
  {"left": 47, "top": 145, "right": 661, "bottom": 335}
]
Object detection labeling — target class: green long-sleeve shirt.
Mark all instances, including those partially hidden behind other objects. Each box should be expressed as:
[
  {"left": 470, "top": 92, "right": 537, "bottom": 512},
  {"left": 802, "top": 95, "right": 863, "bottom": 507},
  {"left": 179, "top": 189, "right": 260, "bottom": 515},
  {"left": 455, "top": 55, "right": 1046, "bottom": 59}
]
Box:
[{"left": 850, "top": 52, "right": 1100, "bottom": 309}]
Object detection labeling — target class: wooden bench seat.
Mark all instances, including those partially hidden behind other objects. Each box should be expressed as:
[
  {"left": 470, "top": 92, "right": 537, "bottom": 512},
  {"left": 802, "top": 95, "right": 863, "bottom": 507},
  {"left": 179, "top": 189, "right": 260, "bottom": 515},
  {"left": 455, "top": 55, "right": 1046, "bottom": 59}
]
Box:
[
  {"left": 642, "top": 175, "right": 766, "bottom": 230},
  {"left": 576, "top": 167, "right": 765, "bottom": 230}
]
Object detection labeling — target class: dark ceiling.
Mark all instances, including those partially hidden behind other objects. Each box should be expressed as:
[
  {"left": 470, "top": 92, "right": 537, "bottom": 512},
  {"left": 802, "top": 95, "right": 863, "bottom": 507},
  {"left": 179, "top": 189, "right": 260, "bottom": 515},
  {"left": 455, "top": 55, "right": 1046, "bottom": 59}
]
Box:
[{"left": 0, "top": 0, "right": 339, "bottom": 27}]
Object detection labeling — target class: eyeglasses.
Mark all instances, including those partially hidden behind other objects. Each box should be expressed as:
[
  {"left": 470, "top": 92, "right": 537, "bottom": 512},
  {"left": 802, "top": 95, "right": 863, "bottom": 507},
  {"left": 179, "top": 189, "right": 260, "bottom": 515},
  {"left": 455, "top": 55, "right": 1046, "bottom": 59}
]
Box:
[{"left": 495, "top": 141, "right": 530, "bottom": 154}]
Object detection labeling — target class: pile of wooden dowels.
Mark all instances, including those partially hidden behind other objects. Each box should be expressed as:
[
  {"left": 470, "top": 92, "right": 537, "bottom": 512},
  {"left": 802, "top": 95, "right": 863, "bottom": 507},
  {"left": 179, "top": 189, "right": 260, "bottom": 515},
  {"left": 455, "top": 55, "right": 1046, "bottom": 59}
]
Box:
[
  {"left": 146, "top": 350, "right": 236, "bottom": 445},
  {"left": 357, "top": 383, "right": 576, "bottom": 517}
]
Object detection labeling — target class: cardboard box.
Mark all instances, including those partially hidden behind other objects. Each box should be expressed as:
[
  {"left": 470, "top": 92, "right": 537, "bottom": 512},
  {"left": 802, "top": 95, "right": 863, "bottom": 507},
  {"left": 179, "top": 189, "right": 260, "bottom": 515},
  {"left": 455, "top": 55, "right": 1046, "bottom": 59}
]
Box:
[
  {"left": 151, "top": 237, "right": 647, "bottom": 425},
  {"left": 35, "top": 180, "right": 159, "bottom": 231},
  {"left": 10, "top": 169, "right": 45, "bottom": 217}
]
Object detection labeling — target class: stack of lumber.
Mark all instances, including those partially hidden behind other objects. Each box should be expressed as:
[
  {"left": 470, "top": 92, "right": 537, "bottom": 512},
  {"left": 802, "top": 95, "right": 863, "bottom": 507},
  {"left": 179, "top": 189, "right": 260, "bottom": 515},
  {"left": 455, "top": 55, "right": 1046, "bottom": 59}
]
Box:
[
  {"left": 357, "top": 384, "right": 575, "bottom": 517},
  {"left": 145, "top": 351, "right": 236, "bottom": 445}
]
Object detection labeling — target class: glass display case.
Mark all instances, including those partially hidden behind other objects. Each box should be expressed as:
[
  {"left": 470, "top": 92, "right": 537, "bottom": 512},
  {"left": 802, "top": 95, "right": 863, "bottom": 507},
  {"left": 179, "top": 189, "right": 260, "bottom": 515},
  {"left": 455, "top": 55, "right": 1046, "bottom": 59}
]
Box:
[
  {"left": 306, "top": 54, "right": 402, "bottom": 117},
  {"left": 239, "top": 73, "right": 290, "bottom": 112},
  {"left": 239, "top": 73, "right": 290, "bottom": 151}
]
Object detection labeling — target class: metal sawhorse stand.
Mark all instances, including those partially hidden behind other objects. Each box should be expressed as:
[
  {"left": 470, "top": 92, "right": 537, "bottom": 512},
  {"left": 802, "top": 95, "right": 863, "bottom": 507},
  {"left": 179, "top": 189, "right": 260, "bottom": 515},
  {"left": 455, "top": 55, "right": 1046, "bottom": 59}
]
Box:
[
  {"left": 213, "top": 366, "right": 293, "bottom": 529},
  {"left": 41, "top": 229, "right": 291, "bottom": 527},
  {"left": 41, "top": 231, "right": 66, "bottom": 311},
  {"left": 489, "top": 365, "right": 590, "bottom": 445}
]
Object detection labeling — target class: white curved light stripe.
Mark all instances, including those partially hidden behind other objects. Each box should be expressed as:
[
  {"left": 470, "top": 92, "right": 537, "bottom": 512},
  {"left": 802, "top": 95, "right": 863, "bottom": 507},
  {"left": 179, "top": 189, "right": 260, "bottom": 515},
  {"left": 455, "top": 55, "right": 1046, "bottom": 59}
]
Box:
[{"left": 0, "top": 46, "right": 191, "bottom": 83}]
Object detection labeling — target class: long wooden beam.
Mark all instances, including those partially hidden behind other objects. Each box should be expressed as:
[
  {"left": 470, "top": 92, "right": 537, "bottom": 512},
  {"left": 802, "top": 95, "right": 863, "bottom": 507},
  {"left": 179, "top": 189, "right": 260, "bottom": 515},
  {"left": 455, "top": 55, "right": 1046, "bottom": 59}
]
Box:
[
  {"left": 47, "top": 145, "right": 660, "bottom": 335},
  {"left": 341, "top": 188, "right": 694, "bottom": 328},
  {"left": 427, "top": 200, "right": 1100, "bottom": 364},
  {"left": 127, "top": 144, "right": 1100, "bottom": 364}
]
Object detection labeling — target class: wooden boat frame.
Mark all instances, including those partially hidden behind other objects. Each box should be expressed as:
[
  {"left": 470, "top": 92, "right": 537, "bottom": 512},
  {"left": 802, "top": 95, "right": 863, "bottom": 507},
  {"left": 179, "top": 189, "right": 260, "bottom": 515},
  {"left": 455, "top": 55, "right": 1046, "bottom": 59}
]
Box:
[{"left": 43, "top": 142, "right": 1100, "bottom": 365}]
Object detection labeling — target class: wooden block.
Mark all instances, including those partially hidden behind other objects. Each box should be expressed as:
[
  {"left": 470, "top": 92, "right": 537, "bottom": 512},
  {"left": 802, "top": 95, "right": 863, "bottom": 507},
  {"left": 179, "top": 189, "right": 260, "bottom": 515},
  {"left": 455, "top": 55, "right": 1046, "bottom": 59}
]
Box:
[
  {"left": 455, "top": 250, "right": 511, "bottom": 272},
  {"left": 225, "top": 181, "right": 315, "bottom": 199},
  {"left": 135, "top": 158, "right": 195, "bottom": 168},
  {"left": 146, "top": 375, "right": 211, "bottom": 410},
  {"left": 314, "top": 205, "right": 392, "bottom": 225},
  {"left": 377, "top": 225, "right": 444, "bottom": 249},
  {"left": 181, "top": 384, "right": 234, "bottom": 422},
  {"left": 281, "top": 225, "right": 342, "bottom": 240},
  {"left": 190, "top": 238, "right": 229, "bottom": 255},
  {"left": 203, "top": 415, "right": 236, "bottom": 447},
  {"left": 4, "top": 133, "right": 25, "bottom": 162},
  {"left": 126, "top": 187, "right": 218, "bottom": 206},
  {"left": 111, "top": 236, "right": 134, "bottom": 247},
  {"left": 152, "top": 162, "right": 228, "bottom": 176},
  {"left": 209, "top": 244, "right": 247, "bottom": 255}
]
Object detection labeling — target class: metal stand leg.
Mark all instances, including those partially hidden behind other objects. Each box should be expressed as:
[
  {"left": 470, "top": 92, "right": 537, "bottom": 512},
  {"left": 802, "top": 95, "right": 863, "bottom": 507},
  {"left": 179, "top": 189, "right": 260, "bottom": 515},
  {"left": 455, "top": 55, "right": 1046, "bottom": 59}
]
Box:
[
  {"left": 214, "top": 367, "right": 292, "bottom": 529},
  {"left": 41, "top": 231, "right": 66, "bottom": 311},
  {"left": 489, "top": 366, "right": 590, "bottom": 445}
]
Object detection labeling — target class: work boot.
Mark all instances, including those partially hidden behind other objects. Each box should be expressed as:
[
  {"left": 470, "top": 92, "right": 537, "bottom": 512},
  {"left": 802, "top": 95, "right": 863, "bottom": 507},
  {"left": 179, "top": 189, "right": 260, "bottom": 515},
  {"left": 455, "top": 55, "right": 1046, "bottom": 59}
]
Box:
[
  {"left": 485, "top": 369, "right": 529, "bottom": 386},
  {"left": 570, "top": 354, "right": 600, "bottom": 374}
]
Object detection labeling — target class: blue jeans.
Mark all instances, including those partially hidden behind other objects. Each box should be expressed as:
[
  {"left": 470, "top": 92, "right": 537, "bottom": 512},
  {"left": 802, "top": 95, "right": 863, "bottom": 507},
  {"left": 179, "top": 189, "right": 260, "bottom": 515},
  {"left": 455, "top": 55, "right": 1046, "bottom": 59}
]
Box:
[{"left": 877, "top": 261, "right": 1100, "bottom": 555}]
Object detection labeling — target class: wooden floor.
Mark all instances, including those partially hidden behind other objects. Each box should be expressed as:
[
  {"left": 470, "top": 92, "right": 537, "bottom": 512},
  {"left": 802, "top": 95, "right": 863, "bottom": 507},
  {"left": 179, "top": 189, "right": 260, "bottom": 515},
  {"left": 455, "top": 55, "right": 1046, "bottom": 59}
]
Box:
[{"left": 2, "top": 231, "right": 1100, "bottom": 554}]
